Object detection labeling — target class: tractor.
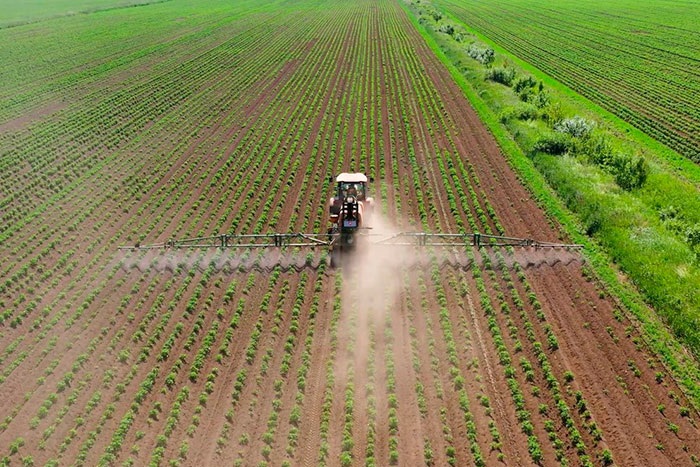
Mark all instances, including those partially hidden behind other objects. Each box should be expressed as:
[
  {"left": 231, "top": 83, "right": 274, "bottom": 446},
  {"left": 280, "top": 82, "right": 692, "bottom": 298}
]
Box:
[{"left": 327, "top": 173, "right": 374, "bottom": 267}]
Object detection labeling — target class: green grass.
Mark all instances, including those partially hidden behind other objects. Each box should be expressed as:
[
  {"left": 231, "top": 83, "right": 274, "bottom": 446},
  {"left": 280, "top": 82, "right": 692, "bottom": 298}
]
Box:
[
  {"left": 432, "top": 0, "right": 700, "bottom": 163},
  {"left": 402, "top": 0, "right": 700, "bottom": 405}
]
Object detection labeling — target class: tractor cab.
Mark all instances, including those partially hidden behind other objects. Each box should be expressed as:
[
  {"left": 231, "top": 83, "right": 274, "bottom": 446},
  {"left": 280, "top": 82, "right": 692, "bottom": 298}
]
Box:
[
  {"left": 334, "top": 172, "right": 370, "bottom": 201},
  {"left": 339, "top": 180, "right": 366, "bottom": 201}
]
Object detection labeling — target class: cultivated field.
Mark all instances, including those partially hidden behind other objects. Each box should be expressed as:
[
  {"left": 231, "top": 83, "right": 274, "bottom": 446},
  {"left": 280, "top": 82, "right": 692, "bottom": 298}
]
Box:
[
  {"left": 0, "top": 0, "right": 168, "bottom": 28},
  {"left": 1, "top": 0, "right": 699, "bottom": 466},
  {"left": 434, "top": 0, "right": 700, "bottom": 162}
]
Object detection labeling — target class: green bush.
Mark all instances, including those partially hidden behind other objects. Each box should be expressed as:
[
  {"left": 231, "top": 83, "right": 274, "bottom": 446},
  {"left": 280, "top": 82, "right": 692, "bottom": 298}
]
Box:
[
  {"left": 612, "top": 153, "right": 648, "bottom": 190},
  {"left": 528, "top": 89, "right": 550, "bottom": 109},
  {"left": 581, "top": 200, "right": 604, "bottom": 235},
  {"left": 540, "top": 101, "right": 564, "bottom": 124},
  {"left": 499, "top": 103, "right": 538, "bottom": 122},
  {"left": 584, "top": 133, "right": 614, "bottom": 164},
  {"left": 533, "top": 132, "right": 571, "bottom": 155},
  {"left": 466, "top": 43, "right": 494, "bottom": 66},
  {"left": 579, "top": 132, "right": 647, "bottom": 190},
  {"left": 439, "top": 24, "right": 454, "bottom": 36},
  {"left": 485, "top": 66, "right": 516, "bottom": 86},
  {"left": 685, "top": 223, "right": 700, "bottom": 248},
  {"left": 513, "top": 76, "right": 537, "bottom": 93}
]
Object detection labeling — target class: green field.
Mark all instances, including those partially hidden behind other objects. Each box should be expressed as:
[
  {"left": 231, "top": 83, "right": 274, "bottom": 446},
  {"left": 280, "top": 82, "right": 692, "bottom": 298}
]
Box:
[
  {"left": 0, "top": 0, "right": 274, "bottom": 124},
  {"left": 433, "top": 0, "right": 700, "bottom": 163},
  {"left": 0, "top": 0, "right": 172, "bottom": 28}
]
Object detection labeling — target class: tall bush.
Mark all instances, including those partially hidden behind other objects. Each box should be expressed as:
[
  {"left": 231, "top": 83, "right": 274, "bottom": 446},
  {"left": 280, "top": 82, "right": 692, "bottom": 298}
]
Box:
[
  {"left": 532, "top": 132, "right": 571, "bottom": 155},
  {"left": 467, "top": 43, "right": 494, "bottom": 66},
  {"left": 485, "top": 66, "right": 516, "bottom": 86},
  {"left": 612, "top": 153, "right": 648, "bottom": 190},
  {"left": 554, "top": 116, "right": 595, "bottom": 139}
]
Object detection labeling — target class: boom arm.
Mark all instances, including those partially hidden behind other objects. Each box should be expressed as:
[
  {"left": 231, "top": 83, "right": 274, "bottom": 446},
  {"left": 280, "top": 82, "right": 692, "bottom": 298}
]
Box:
[
  {"left": 119, "top": 233, "right": 334, "bottom": 250},
  {"left": 373, "top": 232, "right": 581, "bottom": 249}
]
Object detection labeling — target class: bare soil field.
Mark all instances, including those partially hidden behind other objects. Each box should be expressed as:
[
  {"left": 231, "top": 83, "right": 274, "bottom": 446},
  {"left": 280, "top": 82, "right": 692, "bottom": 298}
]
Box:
[{"left": 0, "top": 0, "right": 698, "bottom": 466}]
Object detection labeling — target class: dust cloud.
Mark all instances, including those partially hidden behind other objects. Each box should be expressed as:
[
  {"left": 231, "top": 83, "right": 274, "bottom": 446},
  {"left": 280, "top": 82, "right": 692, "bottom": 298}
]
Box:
[
  {"left": 340, "top": 214, "right": 419, "bottom": 321},
  {"left": 334, "top": 212, "right": 584, "bottom": 397},
  {"left": 339, "top": 213, "right": 584, "bottom": 326}
]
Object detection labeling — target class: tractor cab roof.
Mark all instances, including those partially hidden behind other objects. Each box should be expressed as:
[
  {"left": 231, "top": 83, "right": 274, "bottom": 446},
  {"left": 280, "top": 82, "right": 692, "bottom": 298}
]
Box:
[{"left": 335, "top": 172, "right": 368, "bottom": 183}]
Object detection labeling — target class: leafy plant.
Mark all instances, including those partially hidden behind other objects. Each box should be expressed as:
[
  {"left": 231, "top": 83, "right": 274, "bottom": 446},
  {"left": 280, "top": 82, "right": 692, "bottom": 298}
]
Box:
[{"left": 485, "top": 66, "right": 516, "bottom": 86}]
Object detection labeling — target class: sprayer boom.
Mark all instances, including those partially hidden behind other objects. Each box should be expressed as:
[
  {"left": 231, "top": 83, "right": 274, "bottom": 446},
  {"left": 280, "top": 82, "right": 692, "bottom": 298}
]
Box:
[
  {"left": 118, "top": 231, "right": 582, "bottom": 251},
  {"left": 118, "top": 233, "right": 333, "bottom": 250},
  {"left": 373, "top": 232, "right": 581, "bottom": 249}
]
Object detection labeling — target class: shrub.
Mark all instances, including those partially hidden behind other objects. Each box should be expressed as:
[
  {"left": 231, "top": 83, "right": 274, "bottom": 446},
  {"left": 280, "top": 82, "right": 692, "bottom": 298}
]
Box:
[
  {"left": 554, "top": 116, "right": 595, "bottom": 139},
  {"left": 533, "top": 132, "right": 571, "bottom": 155},
  {"left": 581, "top": 201, "right": 604, "bottom": 235},
  {"left": 513, "top": 76, "right": 537, "bottom": 94},
  {"left": 582, "top": 134, "right": 648, "bottom": 190},
  {"left": 585, "top": 133, "right": 615, "bottom": 165},
  {"left": 529, "top": 90, "right": 551, "bottom": 109},
  {"left": 612, "top": 153, "right": 648, "bottom": 190},
  {"left": 438, "top": 24, "right": 455, "bottom": 36},
  {"left": 467, "top": 43, "right": 495, "bottom": 66},
  {"left": 499, "top": 103, "right": 538, "bottom": 122},
  {"left": 425, "top": 9, "right": 442, "bottom": 21},
  {"left": 486, "top": 66, "right": 516, "bottom": 86},
  {"left": 685, "top": 223, "right": 700, "bottom": 248},
  {"left": 541, "top": 102, "right": 564, "bottom": 124}
]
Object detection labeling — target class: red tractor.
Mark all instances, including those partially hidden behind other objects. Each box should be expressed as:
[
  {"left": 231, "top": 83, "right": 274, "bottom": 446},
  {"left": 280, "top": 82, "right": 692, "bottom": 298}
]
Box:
[{"left": 327, "top": 172, "right": 374, "bottom": 266}]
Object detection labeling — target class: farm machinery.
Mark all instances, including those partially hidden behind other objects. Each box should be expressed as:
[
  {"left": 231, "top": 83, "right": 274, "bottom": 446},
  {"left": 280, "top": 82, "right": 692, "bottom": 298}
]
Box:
[{"left": 119, "top": 172, "right": 582, "bottom": 266}]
